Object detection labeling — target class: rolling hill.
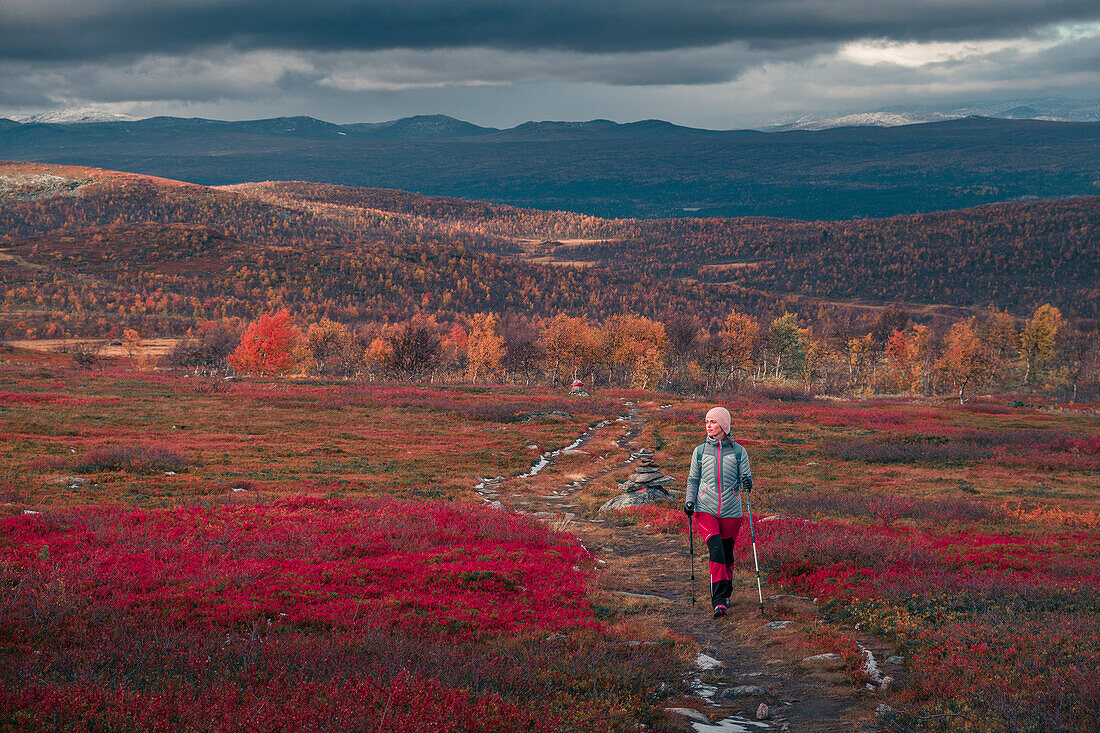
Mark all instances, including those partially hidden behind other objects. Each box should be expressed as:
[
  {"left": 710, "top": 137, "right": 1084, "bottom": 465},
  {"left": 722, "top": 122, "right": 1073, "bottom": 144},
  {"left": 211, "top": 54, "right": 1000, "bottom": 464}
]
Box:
[
  {"left": 0, "top": 162, "right": 1096, "bottom": 341},
  {"left": 1, "top": 115, "right": 1097, "bottom": 220}
]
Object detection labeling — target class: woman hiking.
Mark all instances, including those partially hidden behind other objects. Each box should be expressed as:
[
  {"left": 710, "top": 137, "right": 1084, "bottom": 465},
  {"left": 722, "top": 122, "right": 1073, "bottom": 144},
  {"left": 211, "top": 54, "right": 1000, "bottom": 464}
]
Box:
[{"left": 684, "top": 406, "right": 754, "bottom": 617}]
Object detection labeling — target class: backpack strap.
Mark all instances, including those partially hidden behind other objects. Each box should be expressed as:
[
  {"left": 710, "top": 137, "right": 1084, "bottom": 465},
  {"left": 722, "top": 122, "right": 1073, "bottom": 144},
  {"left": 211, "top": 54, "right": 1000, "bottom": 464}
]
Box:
[{"left": 734, "top": 442, "right": 743, "bottom": 492}]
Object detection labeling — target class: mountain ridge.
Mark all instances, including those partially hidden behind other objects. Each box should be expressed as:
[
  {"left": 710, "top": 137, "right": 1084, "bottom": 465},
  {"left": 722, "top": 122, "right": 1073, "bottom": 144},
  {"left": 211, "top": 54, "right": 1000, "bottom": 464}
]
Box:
[
  {"left": 1, "top": 116, "right": 1096, "bottom": 220},
  {"left": 0, "top": 161, "right": 1095, "bottom": 337}
]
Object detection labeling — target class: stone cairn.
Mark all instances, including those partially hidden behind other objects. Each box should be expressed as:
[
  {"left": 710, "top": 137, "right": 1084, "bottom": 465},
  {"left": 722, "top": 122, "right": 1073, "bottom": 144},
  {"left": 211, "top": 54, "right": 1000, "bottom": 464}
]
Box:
[{"left": 599, "top": 449, "right": 677, "bottom": 511}]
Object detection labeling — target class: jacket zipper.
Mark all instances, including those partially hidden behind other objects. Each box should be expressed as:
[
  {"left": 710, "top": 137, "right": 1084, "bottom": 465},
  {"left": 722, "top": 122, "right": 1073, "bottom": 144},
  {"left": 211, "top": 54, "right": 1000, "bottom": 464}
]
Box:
[{"left": 716, "top": 442, "right": 722, "bottom": 517}]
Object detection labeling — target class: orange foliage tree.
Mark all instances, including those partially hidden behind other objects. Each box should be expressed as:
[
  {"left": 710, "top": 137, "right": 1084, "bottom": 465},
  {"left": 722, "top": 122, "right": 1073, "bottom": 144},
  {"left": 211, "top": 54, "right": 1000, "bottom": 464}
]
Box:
[
  {"left": 721, "top": 309, "right": 761, "bottom": 382},
  {"left": 300, "top": 318, "right": 351, "bottom": 375},
  {"left": 539, "top": 315, "right": 597, "bottom": 385},
  {"left": 1021, "top": 304, "right": 1065, "bottom": 385},
  {"left": 465, "top": 313, "right": 505, "bottom": 383},
  {"left": 597, "top": 315, "right": 666, "bottom": 387},
  {"left": 936, "top": 319, "right": 993, "bottom": 403},
  {"left": 229, "top": 309, "right": 301, "bottom": 376}
]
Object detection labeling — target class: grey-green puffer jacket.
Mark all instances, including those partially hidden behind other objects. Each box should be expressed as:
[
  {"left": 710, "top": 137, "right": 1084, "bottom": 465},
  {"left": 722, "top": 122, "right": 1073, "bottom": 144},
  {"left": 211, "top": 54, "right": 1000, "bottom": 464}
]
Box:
[{"left": 686, "top": 436, "right": 752, "bottom": 518}]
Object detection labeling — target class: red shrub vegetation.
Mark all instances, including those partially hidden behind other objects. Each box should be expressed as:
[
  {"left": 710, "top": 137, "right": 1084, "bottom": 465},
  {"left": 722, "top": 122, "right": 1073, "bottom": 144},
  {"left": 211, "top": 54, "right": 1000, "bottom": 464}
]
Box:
[
  {"left": 0, "top": 496, "right": 684, "bottom": 731},
  {"left": 0, "top": 391, "right": 117, "bottom": 406},
  {"left": 751, "top": 515, "right": 1100, "bottom": 732},
  {"left": 607, "top": 505, "right": 686, "bottom": 534},
  {"left": 2, "top": 496, "right": 592, "bottom": 635}
]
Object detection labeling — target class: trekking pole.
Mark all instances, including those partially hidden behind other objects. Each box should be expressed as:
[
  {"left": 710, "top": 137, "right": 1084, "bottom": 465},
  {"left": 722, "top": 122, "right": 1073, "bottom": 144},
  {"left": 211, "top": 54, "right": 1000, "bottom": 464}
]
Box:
[
  {"left": 744, "top": 489, "right": 764, "bottom": 617},
  {"left": 688, "top": 514, "right": 696, "bottom": 606}
]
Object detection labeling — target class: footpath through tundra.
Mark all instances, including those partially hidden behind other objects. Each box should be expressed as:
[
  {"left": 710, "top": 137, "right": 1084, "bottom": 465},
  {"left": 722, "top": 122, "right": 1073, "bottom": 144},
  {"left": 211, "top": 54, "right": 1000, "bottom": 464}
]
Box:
[
  {"left": 489, "top": 394, "right": 1100, "bottom": 733},
  {"left": 489, "top": 399, "right": 880, "bottom": 732}
]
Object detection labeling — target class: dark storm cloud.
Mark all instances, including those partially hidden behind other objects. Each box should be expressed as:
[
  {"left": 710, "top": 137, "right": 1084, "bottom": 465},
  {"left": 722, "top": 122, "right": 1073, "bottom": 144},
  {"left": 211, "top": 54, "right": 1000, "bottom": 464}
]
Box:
[
  {"left": 1030, "top": 32, "right": 1100, "bottom": 74},
  {"left": 3, "top": 0, "right": 1099, "bottom": 62}
]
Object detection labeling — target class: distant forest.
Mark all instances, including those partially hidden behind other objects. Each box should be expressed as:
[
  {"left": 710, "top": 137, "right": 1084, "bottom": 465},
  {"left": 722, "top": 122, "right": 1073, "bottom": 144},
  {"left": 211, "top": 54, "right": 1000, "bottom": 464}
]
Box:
[
  {"left": 1, "top": 163, "right": 1095, "bottom": 341},
  {"left": 1, "top": 162, "right": 1096, "bottom": 398},
  {"left": 1, "top": 116, "right": 1097, "bottom": 219}
]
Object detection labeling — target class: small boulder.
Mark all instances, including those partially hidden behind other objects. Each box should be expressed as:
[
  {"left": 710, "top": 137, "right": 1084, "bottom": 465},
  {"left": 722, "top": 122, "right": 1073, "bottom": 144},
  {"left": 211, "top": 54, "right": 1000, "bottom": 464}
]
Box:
[
  {"left": 756, "top": 703, "right": 770, "bottom": 720},
  {"left": 665, "top": 708, "right": 709, "bottom": 725},
  {"left": 801, "top": 653, "right": 845, "bottom": 671},
  {"left": 723, "top": 685, "right": 766, "bottom": 699},
  {"left": 695, "top": 653, "right": 722, "bottom": 670},
  {"left": 600, "top": 486, "right": 674, "bottom": 511}
]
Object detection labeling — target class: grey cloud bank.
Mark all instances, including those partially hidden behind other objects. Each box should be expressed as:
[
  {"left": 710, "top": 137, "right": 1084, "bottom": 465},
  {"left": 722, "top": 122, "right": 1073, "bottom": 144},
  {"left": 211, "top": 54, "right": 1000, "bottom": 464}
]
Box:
[
  {"left": 3, "top": 0, "right": 1099, "bottom": 59},
  {"left": 1, "top": 0, "right": 1098, "bottom": 128}
]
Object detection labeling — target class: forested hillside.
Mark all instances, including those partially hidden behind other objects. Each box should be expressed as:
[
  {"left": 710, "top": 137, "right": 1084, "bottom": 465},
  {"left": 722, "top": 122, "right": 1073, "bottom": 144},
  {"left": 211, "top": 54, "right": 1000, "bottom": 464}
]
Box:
[
  {"left": 1, "top": 162, "right": 1095, "bottom": 344},
  {"left": 2, "top": 116, "right": 1097, "bottom": 219},
  {"left": 2, "top": 161, "right": 1097, "bottom": 399},
  {"left": 0, "top": 165, "right": 772, "bottom": 336},
  {"left": 237, "top": 181, "right": 1099, "bottom": 317}
]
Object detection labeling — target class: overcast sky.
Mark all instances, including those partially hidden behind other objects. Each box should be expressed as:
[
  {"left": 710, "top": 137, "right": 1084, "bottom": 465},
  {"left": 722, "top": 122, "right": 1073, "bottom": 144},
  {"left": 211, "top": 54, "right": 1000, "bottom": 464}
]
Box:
[{"left": 2, "top": 0, "right": 1098, "bottom": 128}]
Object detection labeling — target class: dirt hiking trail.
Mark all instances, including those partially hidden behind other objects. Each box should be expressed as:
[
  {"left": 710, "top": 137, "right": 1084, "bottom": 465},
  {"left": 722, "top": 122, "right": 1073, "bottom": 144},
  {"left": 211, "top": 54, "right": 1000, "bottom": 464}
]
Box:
[{"left": 493, "top": 399, "right": 888, "bottom": 732}]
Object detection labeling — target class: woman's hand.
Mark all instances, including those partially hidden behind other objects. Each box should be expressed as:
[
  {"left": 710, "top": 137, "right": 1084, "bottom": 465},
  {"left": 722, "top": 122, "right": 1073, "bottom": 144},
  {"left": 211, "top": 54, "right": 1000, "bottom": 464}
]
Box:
[{"left": 741, "top": 476, "right": 753, "bottom": 493}]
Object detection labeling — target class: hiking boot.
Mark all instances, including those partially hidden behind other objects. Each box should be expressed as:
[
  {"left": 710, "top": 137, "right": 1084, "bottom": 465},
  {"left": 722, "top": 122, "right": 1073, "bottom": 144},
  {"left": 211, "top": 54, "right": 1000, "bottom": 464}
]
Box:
[{"left": 713, "top": 605, "right": 727, "bottom": 618}]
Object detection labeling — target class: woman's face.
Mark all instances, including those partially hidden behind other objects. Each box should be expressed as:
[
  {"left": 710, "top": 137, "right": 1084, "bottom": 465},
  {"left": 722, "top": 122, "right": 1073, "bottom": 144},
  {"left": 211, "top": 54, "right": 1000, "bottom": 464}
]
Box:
[{"left": 704, "top": 416, "right": 725, "bottom": 439}]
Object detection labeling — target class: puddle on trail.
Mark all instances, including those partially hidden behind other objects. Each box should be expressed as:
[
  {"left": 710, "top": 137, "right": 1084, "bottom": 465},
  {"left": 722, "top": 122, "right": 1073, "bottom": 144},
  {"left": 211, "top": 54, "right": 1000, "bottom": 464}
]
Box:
[
  {"left": 519, "top": 418, "right": 614, "bottom": 478},
  {"left": 692, "top": 717, "right": 771, "bottom": 732}
]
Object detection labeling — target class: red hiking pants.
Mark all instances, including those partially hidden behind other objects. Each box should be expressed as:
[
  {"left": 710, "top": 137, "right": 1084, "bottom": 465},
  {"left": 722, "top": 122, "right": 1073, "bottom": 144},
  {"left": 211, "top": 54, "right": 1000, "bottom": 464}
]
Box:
[{"left": 693, "top": 513, "right": 743, "bottom": 607}]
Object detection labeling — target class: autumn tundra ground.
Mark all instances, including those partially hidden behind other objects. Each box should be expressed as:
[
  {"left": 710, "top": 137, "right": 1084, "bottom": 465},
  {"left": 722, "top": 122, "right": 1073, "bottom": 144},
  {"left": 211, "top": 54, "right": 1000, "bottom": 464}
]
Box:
[{"left": 1, "top": 348, "right": 1097, "bottom": 732}]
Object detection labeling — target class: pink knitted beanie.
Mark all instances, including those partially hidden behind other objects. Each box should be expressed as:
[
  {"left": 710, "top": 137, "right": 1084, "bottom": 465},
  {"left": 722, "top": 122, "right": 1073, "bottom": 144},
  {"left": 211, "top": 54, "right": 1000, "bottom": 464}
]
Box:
[{"left": 706, "top": 406, "right": 731, "bottom": 436}]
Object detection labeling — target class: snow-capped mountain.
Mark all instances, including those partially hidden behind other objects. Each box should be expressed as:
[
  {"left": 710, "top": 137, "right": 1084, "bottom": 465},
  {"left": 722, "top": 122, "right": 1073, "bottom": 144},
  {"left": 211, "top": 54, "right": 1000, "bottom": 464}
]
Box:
[
  {"left": 17, "top": 108, "right": 140, "bottom": 124},
  {"left": 768, "top": 111, "right": 957, "bottom": 131},
  {"left": 767, "top": 99, "right": 1099, "bottom": 132}
]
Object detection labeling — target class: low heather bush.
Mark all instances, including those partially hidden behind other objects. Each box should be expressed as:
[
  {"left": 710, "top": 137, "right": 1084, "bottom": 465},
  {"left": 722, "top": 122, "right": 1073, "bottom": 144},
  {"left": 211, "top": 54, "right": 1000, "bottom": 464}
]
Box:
[
  {"left": 827, "top": 438, "right": 992, "bottom": 464},
  {"left": 958, "top": 401, "right": 1016, "bottom": 414},
  {"left": 766, "top": 490, "right": 872, "bottom": 520},
  {"left": 766, "top": 490, "right": 1008, "bottom": 526},
  {"left": 953, "top": 428, "right": 1069, "bottom": 447},
  {"left": 69, "top": 445, "right": 191, "bottom": 474},
  {"left": 651, "top": 406, "right": 700, "bottom": 425},
  {"left": 917, "top": 495, "right": 1008, "bottom": 524},
  {"left": 736, "top": 384, "right": 815, "bottom": 402},
  {"left": 826, "top": 428, "right": 1090, "bottom": 468},
  {"left": 756, "top": 519, "right": 934, "bottom": 580},
  {"left": 903, "top": 613, "right": 1100, "bottom": 733},
  {"left": 751, "top": 409, "right": 801, "bottom": 423},
  {"left": 1061, "top": 435, "right": 1100, "bottom": 454},
  {"left": 452, "top": 401, "right": 529, "bottom": 422}
]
